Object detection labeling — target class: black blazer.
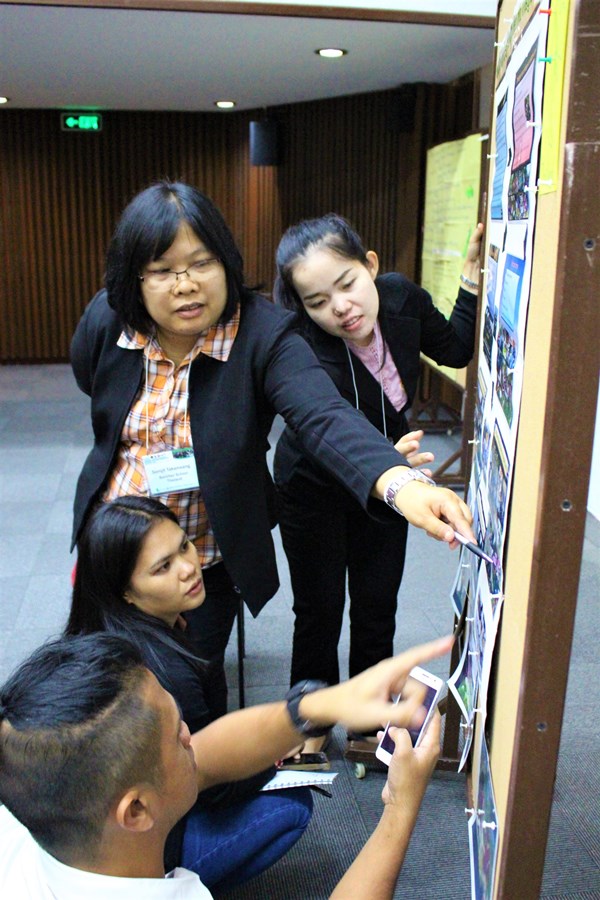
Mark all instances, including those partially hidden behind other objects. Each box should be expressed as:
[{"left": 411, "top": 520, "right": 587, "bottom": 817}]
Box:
[
  {"left": 274, "top": 273, "right": 476, "bottom": 490},
  {"left": 70, "top": 289, "right": 406, "bottom": 615}
]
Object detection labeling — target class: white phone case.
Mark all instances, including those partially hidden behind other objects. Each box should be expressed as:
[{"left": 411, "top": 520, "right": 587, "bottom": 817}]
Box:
[{"left": 375, "top": 666, "right": 444, "bottom": 765}]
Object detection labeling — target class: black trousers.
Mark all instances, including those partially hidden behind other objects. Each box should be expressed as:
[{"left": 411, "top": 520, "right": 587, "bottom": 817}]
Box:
[
  {"left": 184, "top": 561, "right": 240, "bottom": 719},
  {"left": 277, "top": 474, "right": 409, "bottom": 687}
]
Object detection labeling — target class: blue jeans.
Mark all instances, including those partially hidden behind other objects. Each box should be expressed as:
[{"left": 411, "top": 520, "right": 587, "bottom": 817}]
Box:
[{"left": 181, "top": 788, "right": 313, "bottom": 893}]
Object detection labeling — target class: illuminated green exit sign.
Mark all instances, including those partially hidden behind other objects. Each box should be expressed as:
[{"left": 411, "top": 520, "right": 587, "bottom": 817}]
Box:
[{"left": 60, "top": 113, "right": 102, "bottom": 132}]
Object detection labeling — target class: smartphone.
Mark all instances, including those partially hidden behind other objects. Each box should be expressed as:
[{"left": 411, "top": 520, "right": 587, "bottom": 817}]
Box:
[
  {"left": 277, "top": 752, "right": 331, "bottom": 771},
  {"left": 375, "top": 666, "right": 445, "bottom": 765}
]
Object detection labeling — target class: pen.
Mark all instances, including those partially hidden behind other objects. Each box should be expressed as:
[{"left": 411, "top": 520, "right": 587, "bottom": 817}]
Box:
[{"left": 453, "top": 531, "right": 494, "bottom": 564}]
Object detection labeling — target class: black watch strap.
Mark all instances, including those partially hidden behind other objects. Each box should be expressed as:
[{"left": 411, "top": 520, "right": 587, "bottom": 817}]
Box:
[{"left": 285, "top": 679, "right": 332, "bottom": 738}]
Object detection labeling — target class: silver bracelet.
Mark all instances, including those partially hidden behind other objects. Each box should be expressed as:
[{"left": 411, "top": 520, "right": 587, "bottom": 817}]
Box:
[
  {"left": 460, "top": 273, "right": 479, "bottom": 290},
  {"left": 384, "top": 470, "right": 436, "bottom": 516}
]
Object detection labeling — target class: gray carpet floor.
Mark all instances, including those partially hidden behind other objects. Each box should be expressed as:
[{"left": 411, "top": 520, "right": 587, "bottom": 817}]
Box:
[{"left": 0, "top": 364, "right": 598, "bottom": 898}]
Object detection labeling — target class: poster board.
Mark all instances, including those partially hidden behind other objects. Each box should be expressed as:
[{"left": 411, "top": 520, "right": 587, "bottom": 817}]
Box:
[
  {"left": 445, "top": 0, "right": 599, "bottom": 897},
  {"left": 421, "top": 132, "right": 483, "bottom": 388}
]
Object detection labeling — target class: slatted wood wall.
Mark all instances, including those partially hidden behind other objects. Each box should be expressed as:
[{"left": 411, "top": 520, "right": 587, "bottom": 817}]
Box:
[{"left": 0, "top": 78, "right": 474, "bottom": 362}]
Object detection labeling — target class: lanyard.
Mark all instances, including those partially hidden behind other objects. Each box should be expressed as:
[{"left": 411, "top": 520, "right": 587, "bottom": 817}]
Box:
[{"left": 344, "top": 324, "right": 389, "bottom": 440}]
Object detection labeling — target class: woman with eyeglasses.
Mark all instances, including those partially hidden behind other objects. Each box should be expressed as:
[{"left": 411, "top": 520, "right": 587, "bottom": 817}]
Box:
[{"left": 71, "top": 180, "right": 474, "bottom": 718}]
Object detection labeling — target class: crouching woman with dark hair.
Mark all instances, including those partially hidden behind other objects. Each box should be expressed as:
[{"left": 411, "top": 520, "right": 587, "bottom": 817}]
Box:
[{"left": 64, "top": 495, "right": 312, "bottom": 893}]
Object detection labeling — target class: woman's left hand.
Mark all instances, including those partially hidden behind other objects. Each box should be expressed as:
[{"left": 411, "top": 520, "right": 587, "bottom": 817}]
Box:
[
  {"left": 460, "top": 222, "right": 484, "bottom": 293},
  {"left": 394, "top": 429, "right": 434, "bottom": 479}
]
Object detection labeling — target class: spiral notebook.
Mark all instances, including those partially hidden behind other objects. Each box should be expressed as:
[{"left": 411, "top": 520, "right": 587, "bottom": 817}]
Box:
[{"left": 260, "top": 771, "right": 337, "bottom": 791}]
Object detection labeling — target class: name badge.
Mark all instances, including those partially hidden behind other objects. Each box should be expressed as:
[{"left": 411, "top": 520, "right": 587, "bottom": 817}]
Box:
[{"left": 142, "top": 447, "right": 200, "bottom": 496}]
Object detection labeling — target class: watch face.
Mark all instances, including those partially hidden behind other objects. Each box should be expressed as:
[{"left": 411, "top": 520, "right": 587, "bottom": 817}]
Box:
[{"left": 286, "top": 681, "right": 331, "bottom": 738}]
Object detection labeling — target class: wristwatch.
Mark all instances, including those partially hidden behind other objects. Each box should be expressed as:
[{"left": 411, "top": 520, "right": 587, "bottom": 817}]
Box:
[
  {"left": 285, "top": 680, "right": 332, "bottom": 738},
  {"left": 384, "top": 469, "right": 436, "bottom": 515}
]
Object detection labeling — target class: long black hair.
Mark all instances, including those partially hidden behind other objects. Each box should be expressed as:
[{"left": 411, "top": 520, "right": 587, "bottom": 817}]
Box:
[
  {"left": 66, "top": 496, "right": 205, "bottom": 686},
  {"left": 105, "top": 180, "right": 247, "bottom": 335}
]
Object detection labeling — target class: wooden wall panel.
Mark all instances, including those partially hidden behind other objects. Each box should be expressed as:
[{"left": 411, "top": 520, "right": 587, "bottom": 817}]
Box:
[{"left": 0, "top": 77, "right": 474, "bottom": 362}]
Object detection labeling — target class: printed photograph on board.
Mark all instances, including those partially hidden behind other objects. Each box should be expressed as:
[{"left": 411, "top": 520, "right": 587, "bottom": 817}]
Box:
[
  {"left": 495, "top": 253, "right": 524, "bottom": 428},
  {"left": 508, "top": 43, "right": 537, "bottom": 221}
]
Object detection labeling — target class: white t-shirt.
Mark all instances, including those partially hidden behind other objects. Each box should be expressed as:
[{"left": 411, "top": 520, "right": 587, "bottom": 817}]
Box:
[{"left": 0, "top": 805, "right": 212, "bottom": 899}]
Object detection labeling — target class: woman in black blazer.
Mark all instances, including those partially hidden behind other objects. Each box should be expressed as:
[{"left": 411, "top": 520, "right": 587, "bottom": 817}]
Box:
[
  {"left": 71, "top": 182, "right": 475, "bottom": 717},
  {"left": 273, "top": 213, "right": 482, "bottom": 748}
]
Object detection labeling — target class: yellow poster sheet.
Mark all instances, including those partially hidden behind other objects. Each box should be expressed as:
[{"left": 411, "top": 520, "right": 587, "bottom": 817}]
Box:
[{"left": 421, "top": 132, "right": 483, "bottom": 386}]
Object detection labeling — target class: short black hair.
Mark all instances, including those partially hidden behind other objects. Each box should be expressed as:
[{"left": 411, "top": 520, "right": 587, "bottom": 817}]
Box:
[
  {"left": 0, "top": 634, "right": 162, "bottom": 863},
  {"left": 105, "top": 181, "right": 245, "bottom": 335}
]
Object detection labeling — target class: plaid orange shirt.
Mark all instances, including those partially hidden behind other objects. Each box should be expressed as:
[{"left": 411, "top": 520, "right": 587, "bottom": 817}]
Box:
[{"left": 103, "top": 308, "right": 240, "bottom": 567}]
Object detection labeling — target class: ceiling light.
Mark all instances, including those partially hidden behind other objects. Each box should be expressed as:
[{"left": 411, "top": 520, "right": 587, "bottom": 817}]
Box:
[
  {"left": 315, "top": 48, "right": 347, "bottom": 59},
  {"left": 215, "top": 100, "right": 236, "bottom": 109},
  {"left": 0, "top": 97, "right": 9, "bottom": 104}
]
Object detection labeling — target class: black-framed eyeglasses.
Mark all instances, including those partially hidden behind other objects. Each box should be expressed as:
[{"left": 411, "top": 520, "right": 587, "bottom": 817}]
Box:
[{"left": 139, "top": 257, "right": 220, "bottom": 291}]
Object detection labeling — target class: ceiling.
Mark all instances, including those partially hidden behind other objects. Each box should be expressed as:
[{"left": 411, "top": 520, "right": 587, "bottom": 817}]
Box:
[{"left": 0, "top": 3, "right": 496, "bottom": 113}]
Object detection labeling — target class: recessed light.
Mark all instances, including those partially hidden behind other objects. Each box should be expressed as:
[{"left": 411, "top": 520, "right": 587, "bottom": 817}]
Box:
[
  {"left": 0, "top": 97, "right": 9, "bottom": 104},
  {"left": 315, "top": 48, "right": 347, "bottom": 59},
  {"left": 215, "top": 100, "right": 236, "bottom": 109}
]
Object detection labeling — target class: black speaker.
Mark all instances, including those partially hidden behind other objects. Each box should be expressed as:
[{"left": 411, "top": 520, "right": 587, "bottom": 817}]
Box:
[{"left": 250, "top": 119, "right": 281, "bottom": 166}]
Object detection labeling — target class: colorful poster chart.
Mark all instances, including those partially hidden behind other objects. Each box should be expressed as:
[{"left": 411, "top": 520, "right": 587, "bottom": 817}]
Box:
[
  {"left": 446, "top": 3, "right": 551, "bottom": 897},
  {"left": 420, "top": 132, "right": 483, "bottom": 386},
  {"left": 468, "top": 737, "right": 499, "bottom": 900},
  {"left": 449, "top": 565, "right": 501, "bottom": 773},
  {"left": 490, "top": 93, "right": 509, "bottom": 221}
]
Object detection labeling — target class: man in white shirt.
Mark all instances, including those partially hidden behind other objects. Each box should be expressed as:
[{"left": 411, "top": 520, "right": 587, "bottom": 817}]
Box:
[{"left": 0, "top": 632, "right": 451, "bottom": 899}]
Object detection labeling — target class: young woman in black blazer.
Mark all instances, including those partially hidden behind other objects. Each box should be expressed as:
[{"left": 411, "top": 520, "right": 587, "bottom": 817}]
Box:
[{"left": 274, "top": 214, "right": 482, "bottom": 750}]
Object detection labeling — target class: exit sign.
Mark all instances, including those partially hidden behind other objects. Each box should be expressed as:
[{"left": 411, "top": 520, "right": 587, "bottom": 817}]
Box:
[{"left": 61, "top": 113, "right": 102, "bottom": 132}]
